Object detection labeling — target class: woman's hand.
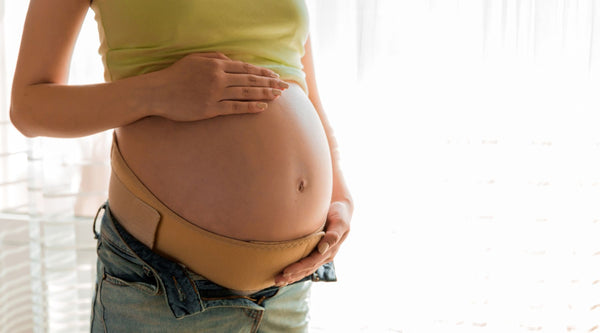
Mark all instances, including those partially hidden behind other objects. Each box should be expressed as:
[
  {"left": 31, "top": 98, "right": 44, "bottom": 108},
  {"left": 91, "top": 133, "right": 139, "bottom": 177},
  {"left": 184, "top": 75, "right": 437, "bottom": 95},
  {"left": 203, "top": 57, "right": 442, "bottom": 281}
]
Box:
[
  {"left": 274, "top": 200, "right": 353, "bottom": 286},
  {"left": 150, "top": 52, "right": 289, "bottom": 122}
]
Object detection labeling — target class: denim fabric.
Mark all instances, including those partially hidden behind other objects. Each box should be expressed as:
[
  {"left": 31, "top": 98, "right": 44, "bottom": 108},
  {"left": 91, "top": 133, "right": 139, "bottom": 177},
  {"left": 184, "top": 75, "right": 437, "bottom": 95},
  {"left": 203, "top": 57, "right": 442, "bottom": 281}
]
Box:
[{"left": 90, "top": 202, "right": 336, "bottom": 332}]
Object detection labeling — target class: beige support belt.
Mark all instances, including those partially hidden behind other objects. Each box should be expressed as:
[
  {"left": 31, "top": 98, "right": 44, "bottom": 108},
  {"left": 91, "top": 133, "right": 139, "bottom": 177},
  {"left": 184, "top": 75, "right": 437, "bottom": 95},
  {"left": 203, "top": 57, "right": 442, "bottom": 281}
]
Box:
[{"left": 107, "top": 131, "right": 324, "bottom": 292}]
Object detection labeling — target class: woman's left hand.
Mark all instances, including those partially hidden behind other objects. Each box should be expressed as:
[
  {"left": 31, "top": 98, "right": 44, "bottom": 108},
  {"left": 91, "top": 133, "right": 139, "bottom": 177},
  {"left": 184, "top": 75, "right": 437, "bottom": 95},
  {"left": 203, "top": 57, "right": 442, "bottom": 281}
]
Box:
[{"left": 274, "top": 200, "right": 353, "bottom": 286}]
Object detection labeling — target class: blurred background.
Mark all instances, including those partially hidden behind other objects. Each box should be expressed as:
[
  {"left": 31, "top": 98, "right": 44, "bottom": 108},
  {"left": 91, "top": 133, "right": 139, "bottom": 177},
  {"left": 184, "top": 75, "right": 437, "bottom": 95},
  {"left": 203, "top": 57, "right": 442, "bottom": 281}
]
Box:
[{"left": 2, "top": 0, "right": 600, "bottom": 332}]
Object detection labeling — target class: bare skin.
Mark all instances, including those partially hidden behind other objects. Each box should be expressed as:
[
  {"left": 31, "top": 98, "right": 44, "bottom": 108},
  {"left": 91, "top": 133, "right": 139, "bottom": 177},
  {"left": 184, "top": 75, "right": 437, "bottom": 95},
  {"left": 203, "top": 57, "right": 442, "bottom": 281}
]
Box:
[
  {"left": 116, "top": 78, "right": 333, "bottom": 241},
  {"left": 10, "top": 0, "right": 353, "bottom": 286}
]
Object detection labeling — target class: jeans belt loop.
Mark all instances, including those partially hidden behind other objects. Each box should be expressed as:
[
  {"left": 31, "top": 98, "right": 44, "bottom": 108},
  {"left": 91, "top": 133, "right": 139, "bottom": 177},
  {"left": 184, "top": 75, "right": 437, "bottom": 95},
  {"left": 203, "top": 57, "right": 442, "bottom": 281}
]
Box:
[{"left": 92, "top": 202, "right": 107, "bottom": 240}]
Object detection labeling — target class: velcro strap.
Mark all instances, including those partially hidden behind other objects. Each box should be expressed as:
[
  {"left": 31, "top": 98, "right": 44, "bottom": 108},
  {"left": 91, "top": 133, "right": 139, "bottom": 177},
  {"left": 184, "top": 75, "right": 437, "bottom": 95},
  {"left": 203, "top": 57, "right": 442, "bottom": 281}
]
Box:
[{"left": 108, "top": 171, "right": 161, "bottom": 249}]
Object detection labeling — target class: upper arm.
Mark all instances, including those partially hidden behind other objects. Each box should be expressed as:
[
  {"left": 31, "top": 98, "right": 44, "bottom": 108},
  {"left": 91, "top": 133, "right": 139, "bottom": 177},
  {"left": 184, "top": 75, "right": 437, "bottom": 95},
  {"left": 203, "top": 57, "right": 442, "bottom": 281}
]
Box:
[{"left": 11, "top": 0, "right": 91, "bottom": 93}]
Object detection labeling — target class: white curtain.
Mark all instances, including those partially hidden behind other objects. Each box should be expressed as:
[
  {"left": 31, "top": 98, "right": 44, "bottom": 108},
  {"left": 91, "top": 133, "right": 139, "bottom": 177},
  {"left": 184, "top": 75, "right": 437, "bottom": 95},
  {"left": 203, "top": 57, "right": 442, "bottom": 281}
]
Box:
[
  {"left": 0, "top": 1, "right": 109, "bottom": 332},
  {"left": 2, "top": 0, "right": 600, "bottom": 332}
]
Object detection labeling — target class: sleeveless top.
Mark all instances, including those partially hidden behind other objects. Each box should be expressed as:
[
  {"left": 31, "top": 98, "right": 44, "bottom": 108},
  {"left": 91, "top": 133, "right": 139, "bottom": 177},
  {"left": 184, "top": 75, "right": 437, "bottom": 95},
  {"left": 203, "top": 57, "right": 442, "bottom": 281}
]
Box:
[{"left": 89, "top": 0, "right": 310, "bottom": 94}]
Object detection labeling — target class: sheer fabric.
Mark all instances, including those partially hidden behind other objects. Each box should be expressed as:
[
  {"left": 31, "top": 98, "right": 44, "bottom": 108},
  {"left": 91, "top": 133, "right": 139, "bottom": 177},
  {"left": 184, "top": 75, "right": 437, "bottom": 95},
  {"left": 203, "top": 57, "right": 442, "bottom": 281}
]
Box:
[{"left": 1, "top": 0, "right": 600, "bottom": 332}]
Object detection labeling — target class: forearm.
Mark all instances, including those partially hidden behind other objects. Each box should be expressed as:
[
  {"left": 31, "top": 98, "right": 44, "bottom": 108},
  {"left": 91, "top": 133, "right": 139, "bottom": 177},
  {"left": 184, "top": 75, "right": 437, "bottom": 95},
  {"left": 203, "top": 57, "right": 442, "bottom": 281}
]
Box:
[
  {"left": 326, "top": 125, "right": 353, "bottom": 210},
  {"left": 10, "top": 71, "right": 161, "bottom": 138},
  {"left": 311, "top": 97, "right": 353, "bottom": 210}
]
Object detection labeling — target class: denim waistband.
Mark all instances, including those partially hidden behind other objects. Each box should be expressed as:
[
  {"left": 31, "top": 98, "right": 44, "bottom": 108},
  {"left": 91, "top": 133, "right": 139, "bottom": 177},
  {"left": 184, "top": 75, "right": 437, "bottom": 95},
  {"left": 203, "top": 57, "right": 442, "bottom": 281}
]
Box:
[{"left": 93, "top": 201, "right": 336, "bottom": 319}]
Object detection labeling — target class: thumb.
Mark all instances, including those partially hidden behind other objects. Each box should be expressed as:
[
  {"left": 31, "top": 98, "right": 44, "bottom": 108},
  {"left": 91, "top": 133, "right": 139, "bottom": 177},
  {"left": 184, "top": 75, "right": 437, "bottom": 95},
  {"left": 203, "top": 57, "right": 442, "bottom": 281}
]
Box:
[{"left": 317, "top": 230, "right": 341, "bottom": 255}]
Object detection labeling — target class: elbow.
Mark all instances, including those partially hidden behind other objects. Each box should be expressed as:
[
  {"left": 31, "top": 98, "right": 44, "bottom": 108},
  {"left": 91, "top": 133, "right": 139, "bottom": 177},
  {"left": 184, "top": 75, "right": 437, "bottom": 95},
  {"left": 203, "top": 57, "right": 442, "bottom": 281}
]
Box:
[
  {"left": 10, "top": 86, "right": 41, "bottom": 138},
  {"left": 9, "top": 102, "right": 39, "bottom": 138}
]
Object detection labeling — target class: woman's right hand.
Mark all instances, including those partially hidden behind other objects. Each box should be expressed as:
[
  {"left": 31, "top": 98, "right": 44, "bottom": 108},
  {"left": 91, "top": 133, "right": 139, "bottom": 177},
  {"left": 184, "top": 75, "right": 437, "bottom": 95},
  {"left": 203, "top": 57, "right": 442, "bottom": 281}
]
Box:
[{"left": 150, "top": 52, "right": 290, "bottom": 122}]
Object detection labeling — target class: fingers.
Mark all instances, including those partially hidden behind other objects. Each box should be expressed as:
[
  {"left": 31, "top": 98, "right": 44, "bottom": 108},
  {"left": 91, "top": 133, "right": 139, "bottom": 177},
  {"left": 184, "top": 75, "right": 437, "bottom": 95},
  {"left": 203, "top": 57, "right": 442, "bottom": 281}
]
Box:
[
  {"left": 187, "top": 53, "right": 280, "bottom": 80},
  {"left": 217, "top": 101, "right": 270, "bottom": 115},
  {"left": 274, "top": 211, "right": 352, "bottom": 286},
  {"left": 220, "top": 86, "right": 283, "bottom": 102},
  {"left": 317, "top": 211, "right": 350, "bottom": 255},
  {"left": 223, "top": 60, "right": 280, "bottom": 78},
  {"left": 274, "top": 232, "right": 342, "bottom": 286},
  {"left": 219, "top": 62, "right": 288, "bottom": 103},
  {"left": 274, "top": 251, "right": 326, "bottom": 286},
  {"left": 225, "top": 73, "right": 289, "bottom": 90},
  {"left": 221, "top": 73, "right": 288, "bottom": 102}
]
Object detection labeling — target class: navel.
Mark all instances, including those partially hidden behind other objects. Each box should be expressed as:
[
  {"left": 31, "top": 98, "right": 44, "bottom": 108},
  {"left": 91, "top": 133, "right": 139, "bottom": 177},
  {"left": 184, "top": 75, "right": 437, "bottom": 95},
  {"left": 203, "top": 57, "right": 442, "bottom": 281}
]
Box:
[{"left": 297, "top": 179, "right": 306, "bottom": 192}]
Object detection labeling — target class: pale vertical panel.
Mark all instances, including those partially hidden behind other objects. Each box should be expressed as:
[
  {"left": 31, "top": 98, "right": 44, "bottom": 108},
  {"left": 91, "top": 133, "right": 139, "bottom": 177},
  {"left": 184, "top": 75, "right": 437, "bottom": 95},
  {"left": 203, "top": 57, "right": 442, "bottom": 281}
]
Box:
[
  {"left": 307, "top": 0, "right": 600, "bottom": 332},
  {"left": 0, "top": 4, "right": 103, "bottom": 332},
  {"left": 589, "top": 0, "right": 597, "bottom": 70},
  {"left": 0, "top": 0, "right": 5, "bottom": 125},
  {"left": 0, "top": 0, "right": 35, "bottom": 332}
]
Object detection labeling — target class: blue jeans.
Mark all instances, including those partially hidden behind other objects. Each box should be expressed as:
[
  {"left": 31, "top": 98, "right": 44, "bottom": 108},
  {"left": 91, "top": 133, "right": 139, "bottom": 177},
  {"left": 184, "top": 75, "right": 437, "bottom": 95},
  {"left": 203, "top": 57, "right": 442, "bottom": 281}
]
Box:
[{"left": 90, "top": 202, "right": 336, "bottom": 332}]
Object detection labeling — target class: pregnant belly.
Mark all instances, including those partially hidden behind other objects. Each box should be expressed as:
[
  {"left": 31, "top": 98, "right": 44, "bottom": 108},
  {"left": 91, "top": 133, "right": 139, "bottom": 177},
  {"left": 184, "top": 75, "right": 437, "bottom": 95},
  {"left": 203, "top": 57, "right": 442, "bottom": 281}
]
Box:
[{"left": 115, "top": 82, "right": 333, "bottom": 241}]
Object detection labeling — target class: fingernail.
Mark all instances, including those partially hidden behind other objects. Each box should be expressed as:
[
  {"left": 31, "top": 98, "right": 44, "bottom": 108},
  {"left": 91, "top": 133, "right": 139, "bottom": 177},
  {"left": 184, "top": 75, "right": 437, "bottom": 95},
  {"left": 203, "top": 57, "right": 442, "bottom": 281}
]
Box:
[
  {"left": 270, "top": 72, "right": 280, "bottom": 78},
  {"left": 273, "top": 89, "right": 282, "bottom": 96},
  {"left": 278, "top": 81, "right": 289, "bottom": 89},
  {"left": 283, "top": 271, "right": 292, "bottom": 278},
  {"left": 318, "top": 242, "right": 330, "bottom": 254},
  {"left": 257, "top": 102, "right": 268, "bottom": 110}
]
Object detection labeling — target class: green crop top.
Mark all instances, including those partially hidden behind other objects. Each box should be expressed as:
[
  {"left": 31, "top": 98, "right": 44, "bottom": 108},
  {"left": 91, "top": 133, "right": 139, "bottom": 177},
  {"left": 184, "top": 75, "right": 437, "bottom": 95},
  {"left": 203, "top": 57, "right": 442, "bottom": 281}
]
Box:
[{"left": 90, "top": 0, "right": 310, "bottom": 94}]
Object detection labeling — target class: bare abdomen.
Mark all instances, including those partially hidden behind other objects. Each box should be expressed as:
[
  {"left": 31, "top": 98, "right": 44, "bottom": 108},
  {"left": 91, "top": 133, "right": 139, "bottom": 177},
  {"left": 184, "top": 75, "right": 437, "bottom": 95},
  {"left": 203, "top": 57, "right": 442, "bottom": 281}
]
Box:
[{"left": 115, "top": 82, "right": 333, "bottom": 241}]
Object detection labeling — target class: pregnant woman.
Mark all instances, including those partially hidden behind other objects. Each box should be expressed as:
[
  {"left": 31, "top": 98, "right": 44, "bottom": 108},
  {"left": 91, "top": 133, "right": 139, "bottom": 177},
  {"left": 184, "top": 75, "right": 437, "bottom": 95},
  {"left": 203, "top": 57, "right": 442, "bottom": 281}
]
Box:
[{"left": 10, "top": 0, "right": 353, "bottom": 331}]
